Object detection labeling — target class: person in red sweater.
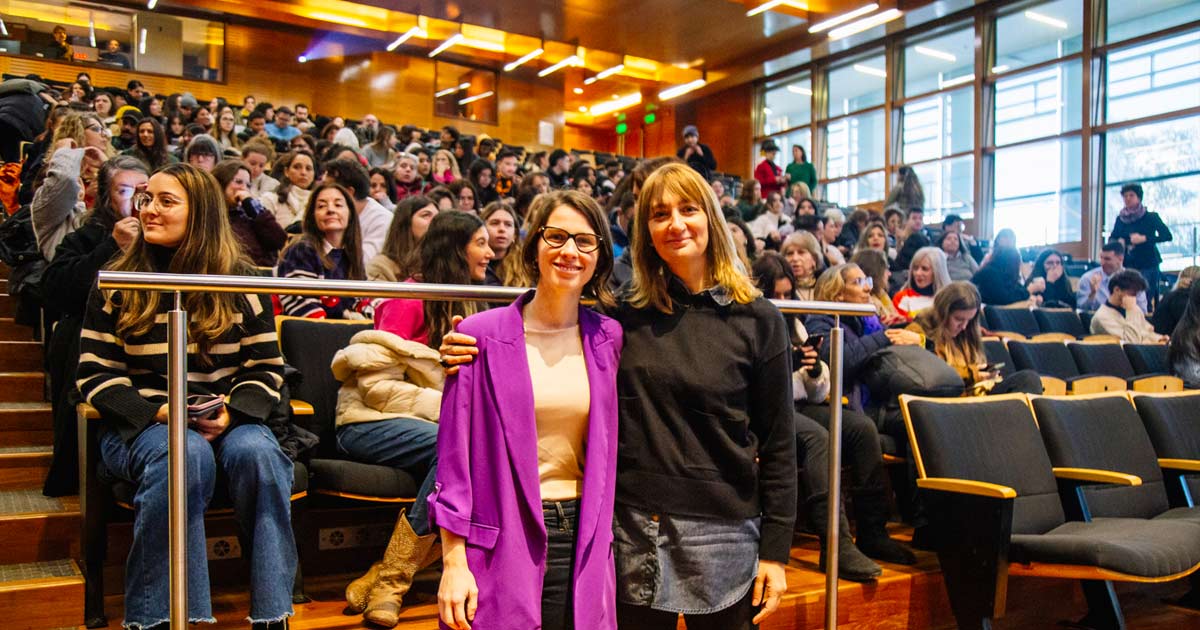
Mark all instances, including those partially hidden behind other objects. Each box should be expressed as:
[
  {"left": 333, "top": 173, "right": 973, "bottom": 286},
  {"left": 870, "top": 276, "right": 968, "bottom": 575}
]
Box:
[{"left": 754, "top": 139, "right": 788, "bottom": 200}]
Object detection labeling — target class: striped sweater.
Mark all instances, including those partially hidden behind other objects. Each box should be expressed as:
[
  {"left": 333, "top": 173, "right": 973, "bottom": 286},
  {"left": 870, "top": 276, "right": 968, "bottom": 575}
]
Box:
[
  {"left": 275, "top": 240, "right": 369, "bottom": 319},
  {"left": 77, "top": 282, "right": 286, "bottom": 444}
]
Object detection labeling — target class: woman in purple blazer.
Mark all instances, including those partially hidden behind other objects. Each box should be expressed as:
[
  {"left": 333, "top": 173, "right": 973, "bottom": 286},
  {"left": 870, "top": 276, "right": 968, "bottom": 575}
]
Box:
[{"left": 429, "top": 190, "right": 622, "bottom": 630}]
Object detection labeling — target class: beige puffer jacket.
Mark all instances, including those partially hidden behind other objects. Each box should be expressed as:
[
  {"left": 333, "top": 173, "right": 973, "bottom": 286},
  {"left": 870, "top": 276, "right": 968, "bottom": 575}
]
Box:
[{"left": 331, "top": 329, "right": 444, "bottom": 427}]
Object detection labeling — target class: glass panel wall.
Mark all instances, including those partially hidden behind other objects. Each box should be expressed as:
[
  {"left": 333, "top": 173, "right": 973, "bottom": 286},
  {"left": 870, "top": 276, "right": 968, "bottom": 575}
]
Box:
[{"left": 994, "top": 0, "right": 1083, "bottom": 74}]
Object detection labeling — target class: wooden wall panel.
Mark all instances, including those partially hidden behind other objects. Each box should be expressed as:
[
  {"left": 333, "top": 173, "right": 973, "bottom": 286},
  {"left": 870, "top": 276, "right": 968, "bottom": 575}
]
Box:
[
  {"left": 0, "top": 23, "right": 563, "bottom": 150},
  {"left": 565, "top": 123, "right": 617, "bottom": 154},
  {"left": 677, "top": 86, "right": 753, "bottom": 178}
]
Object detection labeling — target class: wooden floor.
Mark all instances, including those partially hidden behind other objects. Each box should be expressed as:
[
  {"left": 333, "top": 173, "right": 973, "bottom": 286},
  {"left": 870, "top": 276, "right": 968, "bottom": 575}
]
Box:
[{"left": 84, "top": 526, "right": 1200, "bottom": 630}]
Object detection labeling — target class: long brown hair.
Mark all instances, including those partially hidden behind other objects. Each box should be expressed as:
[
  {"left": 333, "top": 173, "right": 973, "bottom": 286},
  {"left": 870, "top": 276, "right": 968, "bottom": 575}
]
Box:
[
  {"left": 482, "top": 201, "right": 529, "bottom": 288},
  {"left": 913, "top": 281, "right": 984, "bottom": 370},
  {"left": 297, "top": 182, "right": 365, "bottom": 280},
  {"left": 406, "top": 211, "right": 486, "bottom": 348},
  {"left": 381, "top": 195, "right": 433, "bottom": 266},
  {"left": 105, "top": 163, "right": 253, "bottom": 361},
  {"left": 629, "top": 163, "right": 760, "bottom": 313}
]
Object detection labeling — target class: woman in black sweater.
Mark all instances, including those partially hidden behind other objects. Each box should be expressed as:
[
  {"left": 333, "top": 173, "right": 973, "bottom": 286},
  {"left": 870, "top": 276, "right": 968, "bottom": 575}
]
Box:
[
  {"left": 77, "top": 163, "right": 295, "bottom": 630},
  {"left": 1110, "top": 183, "right": 1172, "bottom": 306},
  {"left": 1027, "top": 249, "right": 1073, "bottom": 308},
  {"left": 972, "top": 246, "right": 1038, "bottom": 306},
  {"left": 41, "top": 155, "right": 149, "bottom": 496}
]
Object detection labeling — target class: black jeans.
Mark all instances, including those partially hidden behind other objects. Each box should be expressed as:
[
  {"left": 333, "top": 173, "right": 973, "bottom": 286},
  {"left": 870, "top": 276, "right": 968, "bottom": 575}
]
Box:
[
  {"left": 798, "top": 403, "right": 887, "bottom": 493},
  {"left": 542, "top": 499, "right": 579, "bottom": 630},
  {"left": 616, "top": 589, "right": 758, "bottom": 630}
]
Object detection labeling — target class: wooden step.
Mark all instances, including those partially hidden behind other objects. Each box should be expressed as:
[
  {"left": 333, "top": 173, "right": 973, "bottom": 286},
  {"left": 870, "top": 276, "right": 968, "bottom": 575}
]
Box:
[
  {"left": 0, "top": 294, "right": 12, "bottom": 319},
  {"left": 0, "top": 559, "right": 84, "bottom": 629},
  {"left": 0, "top": 340, "right": 42, "bottom": 372},
  {"left": 0, "top": 318, "right": 34, "bottom": 342},
  {"left": 0, "top": 446, "right": 52, "bottom": 490},
  {"left": 0, "top": 403, "right": 53, "bottom": 447},
  {"left": 0, "top": 490, "right": 79, "bottom": 564},
  {"left": 0, "top": 372, "right": 44, "bottom": 403}
]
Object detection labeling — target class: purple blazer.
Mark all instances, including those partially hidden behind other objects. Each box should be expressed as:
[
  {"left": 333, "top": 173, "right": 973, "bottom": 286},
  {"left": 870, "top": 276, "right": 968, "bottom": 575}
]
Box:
[{"left": 428, "top": 291, "right": 623, "bottom": 629}]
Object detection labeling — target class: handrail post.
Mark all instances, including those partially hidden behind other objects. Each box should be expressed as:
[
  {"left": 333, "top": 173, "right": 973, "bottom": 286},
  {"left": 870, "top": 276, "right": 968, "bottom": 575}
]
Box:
[
  {"left": 168, "top": 292, "right": 188, "bottom": 628},
  {"left": 824, "top": 319, "right": 844, "bottom": 630}
]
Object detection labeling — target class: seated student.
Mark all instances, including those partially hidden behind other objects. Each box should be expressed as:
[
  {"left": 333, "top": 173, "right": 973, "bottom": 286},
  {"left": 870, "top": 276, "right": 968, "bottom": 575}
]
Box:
[
  {"left": 77, "top": 164, "right": 295, "bottom": 630},
  {"left": 320, "top": 157, "right": 394, "bottom": 267},
  {"left": 262, "top": 150, "right": 316, "bottom": 229},
  {"left": 481, "top": 202, "right": 527, "bottom": 287},
  {"left": 1090, "top": 270, "right": 1167, "bottom": 343},
  {"left": 275, "top": 183, "right": 371, "bottom": 319},
  {"left": 367, "top": 196, "right": 439, "bottom": 282},
  {"left": 850, "top": 248, "right": 906, "bottom": 326},
  {"left": 393, "top": 153, "right": 428, "bottom": 201},
  {"left": 1169, "top": 281, "right": 1200, "bottom": 387},
  {"left": 183, "top": 134, "right": 221, "bottom": 172},
  {"left": 31, "top": 111, "right": 113, "bottom": 261},
  {"left": 908, "top": 282, "right": 1043, "bottom": 396},
  {"left": 781, "top": 231, "right": 824, "bottom": 300},
  {"left": 971, "top": 246, "right": 1043, "bottom": 306},
  {"left": 748, "top": 192, "right": 788, "bottom": 250},
  {"left": 211, "top": 159, "right": 287, "bottom": 267},
  {"left": 891, "top": 246, "right": 951, "bottom": 320},
  {"left": 368, "top": 167, "right": 398, "bottom": 212},
  {"left": 1077, "top": 241, "right": 1148, "bottom": 312},
  {"left": 241, "top": 140, "right": 279, "bottom": 197},
  {"left": 1152, "top": 266, "right": 1199, "bottom": 335},
  {"left": 938, "top": 229, "right": 977, "bottom": 282},
  {"left": 337, "top": 211, "right": 490, "bottom": 627},
  {"left": 1027, "top": 249, "right": 1073, "bottom": 308}
]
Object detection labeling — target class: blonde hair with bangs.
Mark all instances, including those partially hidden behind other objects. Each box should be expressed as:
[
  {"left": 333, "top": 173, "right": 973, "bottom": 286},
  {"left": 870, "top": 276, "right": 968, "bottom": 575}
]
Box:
[{"left": 629, "top": 163, "right": 760, "bottom": 313}]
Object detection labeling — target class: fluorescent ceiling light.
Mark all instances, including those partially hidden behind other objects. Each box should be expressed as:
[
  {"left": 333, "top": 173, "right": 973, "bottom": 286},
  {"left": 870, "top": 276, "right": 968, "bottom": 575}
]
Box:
[
  {"left": 88, "top": 18, "right": 96, "bottom": 48},
  {"left": 578, "top": 106, "right": 588, "bottom": 112},
  {"left": 747, "top": 0, "right": 788, "bottom": 18},
  {"left": 1024, "top": 10, "right": 1068, "bottom": 29},
  {"left": 852, "top": 63, "right": 887, "bottom": 78},
  {"left": 938, "top": 73, "right": 974, "bottom": 89},
  {"left": 458, "top": 91, "right": 494, "bottom": 105},
  {"left": 991, "top": 65, "right": 1010, "bottom": 74},
  {"left": 504, "top": 47, "right": 544, "bottom": 72},
  {"left": 138, "top": 28, "right": 147, "bottom": 54},
  {"left": 434, "top": 82, "right": 471, "bottom": 98},
  {"left": 428, "top": 33, "right": 464, "bottom": 58},
  {"left": 828, "top": 8, "right": 902, "bottom": 40},
  {"left": 596, "top": 64, "right": 625, "bottom": 80},
  {"left": 0, "top": 18, "right": 8, "bottom": 37},
  {"left": 537, "top": 54, "right": 580, "bottom": 77},
  {"left": 658, "top": 78, "right": 707, "bottom": 101},
  {"left": 809, "top": 3, "right": 878, "bottom": 33},
  {"left": 573, "top": 87, "right": 583, "bottom": 94},
  {"left": 147, "top": 0, "right": 157, "bottom": 9},
  {"left": 914, "top": 45, "right": 955, "bottom": 62},
  {"left": 786, "top": 84, "right": 812, "bottom": 95},
  {"left": 590, "top": 92, "right": 641, "bottom": 116},
  {"left": 297, "top": 55, "right": 308, "bottom": 63},
  {"left": 387, "top": 26, "right": 423, "bottom": 52}
]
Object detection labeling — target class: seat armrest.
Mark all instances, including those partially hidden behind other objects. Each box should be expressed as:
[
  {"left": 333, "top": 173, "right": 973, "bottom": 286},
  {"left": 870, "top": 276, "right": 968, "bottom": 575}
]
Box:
[
  {"left": 1128, "top": 375, "right": 1184, "bottom": 393},
  {"left": 1032, "top": 332, "right": 1074, "bottom": 342},
  {"left": 1052, "top": 467, "right": 1141, "bottom": 485},
  {"left": 290, "top": 400, "right": 314, "bottom": 416},
  {"left": 988, "top": 330, "right": 1028, "bottom": 341},
  {"left": 76, "top": 403, "right": 101, "bottom": 421},
  {"left": 918, "top": 477, "right": 1018, "bottom": 499},
  {"left": 1040, "top": 376, "right": 1067, "bottom": 396},
  {"left": 1066, "top": 375, "right": 1127, "bottom": 394},
  {"left": 1159, "top": 458, "right": 1200, "bottom": 473}
]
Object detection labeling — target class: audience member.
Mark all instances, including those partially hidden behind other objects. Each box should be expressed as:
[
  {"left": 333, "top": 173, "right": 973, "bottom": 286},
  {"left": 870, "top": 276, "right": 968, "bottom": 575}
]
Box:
[
  {"left": 1110, "top": 182, "right": 1173, "bottom": 306},
  {"left": 883, "top": 166, "right": 924, "bottom": 213},
  {"left": 448, "top": 180, "right": 477, "bottom": 213},
  {"left": 748, "top": 192, "right": 788, "bottom": 249},
  {"left": 263, "top": 150, "right": 316, "bottom": 228},
  {"left": 211, "top": 159, "right": 287, "bottom": 267},
  {"left": 754, "top": 139, "right": 788, "bottom": 200},
  {"left": 781, "top": 232, "right": 823, "bottom": 300},
  {"left": 1076, "top": 241, "right": 1147, "bottom": 312},
  {"left": 851, "top": 249, "right": 905, "bottom": 326},
  {"left": 32, "top": 111, "right": 112, "bottom": 261},
  {"left": 275, "top": 183, "right": 369, "bottom": 319},
  {"left": 783, "top": 181, "right": 811, "bottom": 217},
  {"left": 1152, "top": 266, "right": 1199, "bottom": 335},
  {"left": 213, "top": 106, "right": 241, "bottom": 151},
  {"left": 393, "top": 153, "right": 427, "bottom": 201},
  {"left": 676, "top": 125, "right": 716, "bottom": 182},
  {"left": 364, "top": 125, "right": 398, "bottom": 168},
  {"left": 481, "top": 201, "right": 525, "bottom": 286},
  {"left": 321, "top": 157, "right": 394, "bottom": 266},
  {"left": 972, "top": 246, "right": 1037, "bottom": 307},
  {"left": 892, "top": 247, "right": 951, "bottom": 320},
  {"left": 367, "top": 195, "right": 438, "bottom": 282},
  {"left": 1090, "top": 270, "right": 1165, "bottom": 343},
  {"left": 241, "top": 140, "right": 279, "bottom": 196},
  {"left": 1027, "top": 249, "right": 1073, "bottom": 308},
  {"left": 368, "top": 167, "right": 398, "bottom": 212},
  {"left": 785, "top": 144, "right": 817, "bottom": 196},
  {"left": 938, "top": 229, "right": 977, "bottom": 281},
  {"left": 820, "top": 209, "right": 846, "bottom": 266},
  {"left": 1168, "top": 280, "right": 1200, "bottom": 387},
  {"left": 431, "top": 149, "right": 460, "bottom": 185},
  {"left": 469, "top": 160, "right": 497, "bottom": 207},
  {"left": 735, "top": 178, "right": 764, "bottom": 221},
  {"left": 183, "top": 134, "right": 221, "bottom": 172},
  {"left": 493, "top": 149, "right": 520, "bottom": 202},
  {"left": 124, "top": 118, "right": 177, "bottom": 171}
]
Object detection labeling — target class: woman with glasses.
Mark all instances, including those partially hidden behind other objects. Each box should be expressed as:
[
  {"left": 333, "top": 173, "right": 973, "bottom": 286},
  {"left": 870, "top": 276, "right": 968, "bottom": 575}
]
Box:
[
  {"left": 31, "top": 111, "right": 114, "bottom": 262},
  {"left": 432, "top": 191, "right": 621, "bottom": 630},
  {"left": 77, "top": 163, "right": 296, "bottom": 630},
  {"left": 1027, "top": 249, "right": 1073, "bottom": 309},
  {"left": 213, "top": 106, "right": 242, "bottom": 152},
  {"left": 337, "top": 211, "right": 492, "bottom": 626}
]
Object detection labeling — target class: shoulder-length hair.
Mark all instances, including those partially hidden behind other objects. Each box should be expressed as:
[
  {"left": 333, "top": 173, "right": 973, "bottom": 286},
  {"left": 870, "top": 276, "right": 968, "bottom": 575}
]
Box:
[
  {"left": 814, "top": 263, "right": 859, "bottom": 303},
  {"left": 1169, "top": 281, "right": 1200, "bottom": 367},
  {"left": 782, "top": 231, "right": 826, "bottom": 281},
  {"left": 381, "top": 195, "right": 433, "bottom": 266},
  {"left": 902, "top": 246, "right": 951, "bottom": 292},
  {"left": 433, "top": 149, "right": 461, "bottom": 179},
  {"left": 106, "top": 163, "right": 253, "bottom": 361},
  {"left": 854, "top": 221, "right": 888, "bottom": 254},
  {"left": 520, "top": 191, "right": 615, "bottom": 308},
  {"left": 90, "top": 156, "right": 149, "bottom": 230},
  {"left": 629, "top": 163, "right": 760, "bottom": 313},
  {"left": 406, "top": 211, "right": 486, "bottom": 348},
  {"left": 271, "top": 150, "right": 316, "bottom": 205},
  {"left": 1029, "top": 248, "right": 1071, "bottom": 295},
  {"left": 298, "top": 182, "right": 364, "bottom": 280},
  {"left": 914, "top": 281, "right": 983, "bottom": 369},
  {"left": 849, "top": 248, "right": 890, "bottom": 303}
]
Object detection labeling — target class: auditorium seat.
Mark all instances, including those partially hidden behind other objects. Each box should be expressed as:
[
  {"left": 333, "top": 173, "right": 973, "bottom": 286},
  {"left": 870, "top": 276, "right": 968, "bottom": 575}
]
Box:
[
  {"left": 1125, "top": 343, "right": 1171, "bottom": 375},
  {"left": 982, "top": 339, "right": 1016, "bottom": 380},
  {"left": 1033, "top": 308, "right": 1087, "bottom": 338},
  {"left": 1008, "top": 340, "right": 1126, "bottom": 395},
  {"left": 983, "top": 305, "right": 1039, "bottom": 339},
  {"left": 900, "top": 394, "right": 1200, "bottom": 630},
  {"left": 1067, "top": 342, "right": 1183, "bottom": 393},
  {"left": 276, "top": 317, "right": 420, "bottom": 503},
  {"left": 1132, "top": 391, "right": 1200, "bottom": 508}
]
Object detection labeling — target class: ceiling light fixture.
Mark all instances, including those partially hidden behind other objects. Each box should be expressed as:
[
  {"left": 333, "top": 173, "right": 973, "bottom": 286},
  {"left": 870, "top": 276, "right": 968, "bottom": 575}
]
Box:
[
  {"left": 297, "top": 55, "right": 308, "bottom": 63},
  {"left": 387, "top": 25, "right": 423, "bottom": 52},
  {"left": 658, "top": 78, "right": 707, "bottom": 101},
  {"left": 458, "top": 90, "right": 494, "bottom": 105},
  {"left": 1024, "top": 10, "right": 1068, "bottom": 29},
  {"left": 938, "top": 73, "right": 974, "bottom": 89},
  {"left": 827, "top": 8, "right": 902, "bottom": 40},
  {"left": 537, "top": 54, "right": 580, "bottom": 77},
  {"left": 0, "top": 18, "right": 8, "bottom": 37},
  {"left": 590, "top": 92, "right": 641, "bottom": 116},
  {"left": 746, "top": 0, "right": 807, "bottom": 18},
  {"left": 852, "top": 63, "right": 887, "bottom": 78},
  {"left": 809, "top": 3, "right": 878, "bottom": 32},
  {"left": 595, "top": 63, "right": 625, "bottom": 81},
  {"left": 88, "top": 17, "right": 96, "bottom": 48},
  {"left": 786, "top": 84, "right": 812, "bottom": 95},
  {"left": 578, "top": 106, "right": 588, "bottom": 112},
  {"left": 428, "top": 32, "right": 464, "bottom": 58},
  {"left": 914, "top": 45, "right": 956, "bottom": 62},
  {"left": 504, "top": 46, "right": 544, "bottom": 72},
  {"left": 573, "top": 87, "right": 583, "bottom": 94},
  {"left": 992, "top": 64, "right": 1010, "bottom": 74},
  {"left": 138, "top": 28, "right": 147, "bottom": 54},
  {"left": 147, "top": 0, "right": 157, "bottom": 9},
  {"left": 434, "top": 82, "right": 472, "bottom": 98}
]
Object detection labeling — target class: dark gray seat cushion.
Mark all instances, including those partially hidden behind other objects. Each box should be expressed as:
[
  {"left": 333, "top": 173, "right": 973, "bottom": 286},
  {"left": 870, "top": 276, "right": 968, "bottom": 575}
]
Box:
[
  {"left": 309, "top": 458, "right": 419, "bottom": 499},
  {"left": 1152, "top": 506, "right": 1200, "bottom": 523},
  {"left": 1011, "top": 517, "right": 1200, "bottom": 578},
  {"left": 111, "top": 461, "right": 309, "bottom": 508}
]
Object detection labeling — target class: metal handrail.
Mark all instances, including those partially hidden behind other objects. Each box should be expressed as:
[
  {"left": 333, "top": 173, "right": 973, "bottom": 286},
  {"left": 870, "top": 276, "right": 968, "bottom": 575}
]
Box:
[{"left": 96, "top": 270, "right": 865, "bottom": 630}]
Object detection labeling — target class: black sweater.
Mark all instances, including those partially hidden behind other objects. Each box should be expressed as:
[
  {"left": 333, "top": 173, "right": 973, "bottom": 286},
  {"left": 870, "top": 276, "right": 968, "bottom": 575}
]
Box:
[
  {"left": 1110, "top": 211, "right": 1172, "bottom": 270},
  {"left": 43, "top": 219, "right": 120, "bottom": 320},
  {"left": 612, "top": 280, "right": 797, "bottom": 563},
  {"left": 972, "top": 264, "right": 1030, "bottom": 306}
]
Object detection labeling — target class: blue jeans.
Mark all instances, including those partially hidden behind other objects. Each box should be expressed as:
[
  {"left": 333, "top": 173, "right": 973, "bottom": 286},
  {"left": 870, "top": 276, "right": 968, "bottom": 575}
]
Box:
[
  {"left": 99, "top": 423, "right": 297, "bottom": 629},
  {"left": 336, "top": 418, "right": 438, "bottom": 535}
]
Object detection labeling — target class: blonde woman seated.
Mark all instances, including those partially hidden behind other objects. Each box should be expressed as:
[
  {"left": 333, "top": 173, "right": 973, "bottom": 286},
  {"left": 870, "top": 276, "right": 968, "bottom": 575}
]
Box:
[{"left": 907, "top": 281, "right": 1043, "bottom": 396}]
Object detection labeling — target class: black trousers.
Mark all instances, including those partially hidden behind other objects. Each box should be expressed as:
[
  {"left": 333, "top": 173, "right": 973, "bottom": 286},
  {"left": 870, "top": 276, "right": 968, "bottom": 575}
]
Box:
[
  {"left": 542, "top": 499, "right": 579, "bottom": 630},
  {"left": 616, "top": 589, "right": 758, "bottom": 630},
  {"left": 797, "top": 403, "right": 887, "bottom": 495}
]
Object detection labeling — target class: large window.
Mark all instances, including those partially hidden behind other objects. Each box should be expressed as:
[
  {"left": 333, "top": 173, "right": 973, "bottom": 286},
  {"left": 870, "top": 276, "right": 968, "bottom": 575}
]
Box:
[
  {"left": 434, "top": 62, "right": 498, "bottom": 124},
  {"left": 994, "top": 62, "right": 1084, "bottom": 146},
  {"left": 1108, "top": 0, "right": 1200, "bottom": 44},
  {"left": 828, "top": 52, "right": 886, "bottom": 117},
  {"left": 0, "top": 0, "right": 225, "bottom": 80},
  {"left": 903, "top": 88, "right": 974, "bottom": 163},
  {"left": 904, "top": 26, "right": 974, "bottom": 98},
  {"left": 1105, "top": 30, "right": 1200, "bottom": 125},
  {"left": 763, "top": 73, "right": 811, "bottom": 135},
  {"left": 826, "top": 109, "right": 885, "bottom": 179},
  {"left": 995, "top": 0, "right": 1083, "bottom": 74},
  {"left": 994, "top": 136, "right": 1083, "bottom": 246}
]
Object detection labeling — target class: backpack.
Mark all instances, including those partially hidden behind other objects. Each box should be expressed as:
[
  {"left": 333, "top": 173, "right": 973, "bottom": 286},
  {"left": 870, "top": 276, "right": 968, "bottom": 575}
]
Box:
[{"left": 0, "top": 204, "right": 42, "bottom": 268}]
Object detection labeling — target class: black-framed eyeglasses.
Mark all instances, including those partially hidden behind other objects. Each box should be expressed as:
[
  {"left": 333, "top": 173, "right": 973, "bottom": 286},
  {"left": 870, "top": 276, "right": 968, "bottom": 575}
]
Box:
[{"left": 539, "top": 226, "right": 603, "bottom": 253}]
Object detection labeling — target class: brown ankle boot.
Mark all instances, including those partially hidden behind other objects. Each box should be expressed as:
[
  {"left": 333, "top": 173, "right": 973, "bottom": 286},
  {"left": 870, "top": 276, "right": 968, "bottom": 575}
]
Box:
[
  {"left": 362, "top": 511, "right": 438, "bottom": 628},
  {"left": 344, "top": 560, "right": 383, "bottom": 613}
]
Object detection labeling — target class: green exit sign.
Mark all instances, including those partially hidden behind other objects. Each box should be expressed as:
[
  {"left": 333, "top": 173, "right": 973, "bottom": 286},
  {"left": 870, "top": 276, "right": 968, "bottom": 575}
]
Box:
[
  {"left": 617, "top": 113, "right": 627, "bottom": 122},
  {"left": 616, "top": 122, "right": 628, "bottom": 135},
  {"left": 644, "top": 113, "right": 656, "bottom": 124}
]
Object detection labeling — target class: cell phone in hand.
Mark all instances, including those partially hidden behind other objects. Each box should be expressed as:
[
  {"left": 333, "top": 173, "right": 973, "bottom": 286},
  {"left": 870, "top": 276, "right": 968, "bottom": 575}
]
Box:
[
  {"left": 803, "top": 334, "right": 826, "bottom": 351},
  {"left": 983, "top": 362, "right": 1005, "bottom": 373},
  {"left": 186, "top": 394, "right": 224, "bottom": 421}
]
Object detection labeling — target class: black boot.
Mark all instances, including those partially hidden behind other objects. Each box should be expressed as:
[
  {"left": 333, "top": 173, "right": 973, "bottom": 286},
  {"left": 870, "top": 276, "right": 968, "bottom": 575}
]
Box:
[
  {"left": 853, "top": 490, "right": 917, "bottom": 565},
  {"left": 251, "top": 619, "right": 288, "bottom": 630},
  {"left": 809, "top": 496, "right": 881, "bottom": 582}
]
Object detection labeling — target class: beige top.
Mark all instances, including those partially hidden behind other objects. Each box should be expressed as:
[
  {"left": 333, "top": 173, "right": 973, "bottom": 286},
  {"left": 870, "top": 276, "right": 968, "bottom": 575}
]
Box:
[{"left": 525, "top": 324, "right": 590, "bottom": 501}]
